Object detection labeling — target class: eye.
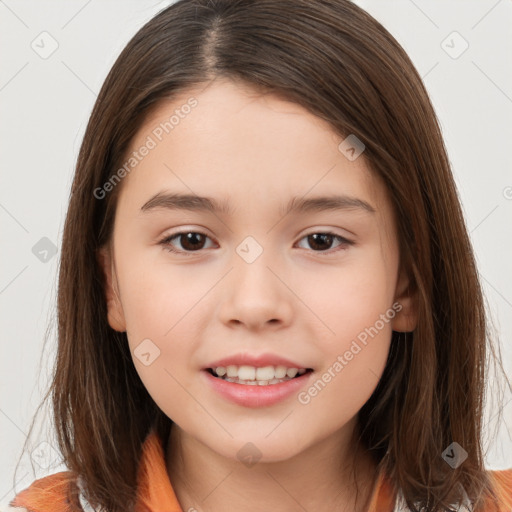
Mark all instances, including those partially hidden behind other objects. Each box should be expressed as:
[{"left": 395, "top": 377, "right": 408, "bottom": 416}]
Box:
[
  {"left": 158, "top": 231, "right": 216, "bottom": 254},
  {"left": 158, "top": 230, "right": 354, "bottom": 255},
  {"left": 295, "top": 232, "right": 354, "bottom": 254}
]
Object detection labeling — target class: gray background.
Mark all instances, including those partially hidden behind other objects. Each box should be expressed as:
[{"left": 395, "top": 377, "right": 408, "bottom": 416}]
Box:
[{"left": 1, "top": 0, "right": 511, "bottom": 508}]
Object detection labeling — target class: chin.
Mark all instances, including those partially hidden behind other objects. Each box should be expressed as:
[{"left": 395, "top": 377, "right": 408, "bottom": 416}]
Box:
[{"left": 219, "top": 436, "right": 307, "bottom": 466}]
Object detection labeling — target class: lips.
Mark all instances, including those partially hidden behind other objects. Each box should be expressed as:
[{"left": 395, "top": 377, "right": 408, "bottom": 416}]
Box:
[{"left": 202, "top": 366, "right": 314, "bottom": 407}]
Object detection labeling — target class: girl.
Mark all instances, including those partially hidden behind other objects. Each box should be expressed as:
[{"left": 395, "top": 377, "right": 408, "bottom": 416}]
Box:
[{"left": 8, "top": 0, "right": 512, "bottom": 511}]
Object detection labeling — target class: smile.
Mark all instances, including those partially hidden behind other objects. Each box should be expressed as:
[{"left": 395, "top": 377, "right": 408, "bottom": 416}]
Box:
[{"left": 202, "top": 366, "right": 315, "bottom": 408}]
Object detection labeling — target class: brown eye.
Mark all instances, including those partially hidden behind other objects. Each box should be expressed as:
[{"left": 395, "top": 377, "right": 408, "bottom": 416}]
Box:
[
  {"left": 158, "top": 230, "right": 353, "bottom": 256},
  {"left": 296, "top": 232, "right": 353, "bottom": 253},
  {"left": 159, "top": 231, "right": 214, "bottom": 253}
]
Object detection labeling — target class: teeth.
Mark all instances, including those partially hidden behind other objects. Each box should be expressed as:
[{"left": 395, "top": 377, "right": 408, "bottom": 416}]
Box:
[
  {"left": 212, "top": 365, "right": 309, "bottom": 382},
  {"left": 286, "top": 368, "right": 298, "bottom": 378},
  {"left": 274, "top": 366, "right": 287, "bottom": 378},
  {"left": 226, "top": 365, "right": 238, "bottom": 377},
  {"left": 256, "top": 366, "right": 274, "bottom": 380},
  {"left": 224, "top": 376, "right": 291, "bottom": 385},
  {"left": 238, "top": 366, "right": 256, "bottom": 380}
]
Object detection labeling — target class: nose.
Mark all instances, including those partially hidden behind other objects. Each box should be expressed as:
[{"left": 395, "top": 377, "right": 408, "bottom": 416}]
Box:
[{"left": 217, "top": 251, "right": 294, "bottom": 331}]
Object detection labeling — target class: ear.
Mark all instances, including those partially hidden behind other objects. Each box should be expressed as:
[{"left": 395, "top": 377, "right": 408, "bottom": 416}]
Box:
[
  {"left": 391, "top": 266, "right": 418, "bottom": 333},
  {"left": 96, "top": 245, "right": 127, "bottom": 332}
]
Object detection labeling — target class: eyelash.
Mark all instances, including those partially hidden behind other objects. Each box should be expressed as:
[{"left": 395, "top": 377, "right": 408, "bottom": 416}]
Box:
[{"left": 158, "top": 230, "right": 354, "bottom": 256}]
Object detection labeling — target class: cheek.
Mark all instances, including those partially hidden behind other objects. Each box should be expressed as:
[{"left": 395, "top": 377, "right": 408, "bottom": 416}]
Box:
[
  {"left": 299, "top": 325, "right": 392, "bottom": 425},
  {"left": 303, "top": 252, "right": 394, "bottom": 340},
  {"left": 119, "top": 274, "right": 203, "bottom": 422},
  {"left": 114, "top": 258, "right": 210, "bottom": 413},
  {"left": 117, "top": 253, "right": 214, "bottom": 340},
  {"left": 298, "top": 251, "right": 394, "bottom": 406}
]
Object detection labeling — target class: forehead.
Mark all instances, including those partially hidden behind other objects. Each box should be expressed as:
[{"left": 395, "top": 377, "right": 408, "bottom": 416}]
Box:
[
  {"left": 117, "top": 78, "right": 392, "bottom": 224},
  {"left": 137, "top": 78, "right": 343, "bottom": 159}
]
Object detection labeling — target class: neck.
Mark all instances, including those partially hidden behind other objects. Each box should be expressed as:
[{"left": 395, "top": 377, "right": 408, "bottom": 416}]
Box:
[{"left": 165, "top": 422, "right": 379, "bottom": 512}]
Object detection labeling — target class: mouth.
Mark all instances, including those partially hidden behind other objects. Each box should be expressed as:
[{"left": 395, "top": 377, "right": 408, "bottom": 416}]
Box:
[{"left": 204, "top": 365, "right": 314, "bottom": 386}]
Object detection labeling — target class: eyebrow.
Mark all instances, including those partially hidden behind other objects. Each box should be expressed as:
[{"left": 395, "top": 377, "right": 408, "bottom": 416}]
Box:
[{"left": 140, "top": 191, "right": 376, "bottom": 217}]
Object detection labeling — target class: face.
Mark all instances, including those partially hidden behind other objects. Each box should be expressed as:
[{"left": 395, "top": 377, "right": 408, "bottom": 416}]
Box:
[{"left": 98, "top": 77, "right": 417, "bottom": 463}]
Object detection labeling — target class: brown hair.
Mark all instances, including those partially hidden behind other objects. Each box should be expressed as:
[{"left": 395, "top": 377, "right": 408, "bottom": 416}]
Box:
[{"left": 13, "top": 0, "right": 511, "bottom": 510}]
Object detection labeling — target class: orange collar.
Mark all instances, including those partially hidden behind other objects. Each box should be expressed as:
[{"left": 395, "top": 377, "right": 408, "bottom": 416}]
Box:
[
  {"left": 133, "top": 428, "right": 183, "bottom": 511},
  {"left": 134, "top": 429, "right": 397, "bottom": 512}
]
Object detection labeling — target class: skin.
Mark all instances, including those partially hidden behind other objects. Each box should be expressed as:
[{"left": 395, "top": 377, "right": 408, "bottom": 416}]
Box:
[{"left": 98, "top": 77, "right": 417, "bottom": 512}]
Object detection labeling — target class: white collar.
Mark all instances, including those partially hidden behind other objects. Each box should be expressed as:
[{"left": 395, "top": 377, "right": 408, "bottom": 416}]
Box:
[{"left": 392, "top": 484, "right": 473, "bottom": 511}]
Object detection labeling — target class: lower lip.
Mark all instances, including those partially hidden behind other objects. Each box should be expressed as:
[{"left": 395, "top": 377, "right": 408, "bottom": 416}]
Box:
[{"left": 202, "top": 369, "right": 314, "bottom": 408}]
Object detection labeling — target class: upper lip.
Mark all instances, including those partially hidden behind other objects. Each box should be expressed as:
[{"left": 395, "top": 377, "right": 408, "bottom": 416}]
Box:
[{"left": 204, "top": 353, "right": 312, "bottom": 370}]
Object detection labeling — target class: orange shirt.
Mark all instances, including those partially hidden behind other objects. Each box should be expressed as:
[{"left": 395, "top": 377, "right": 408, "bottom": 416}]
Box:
[{"left": 8, "top": 428, "right": 512, "bottom": 511}]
